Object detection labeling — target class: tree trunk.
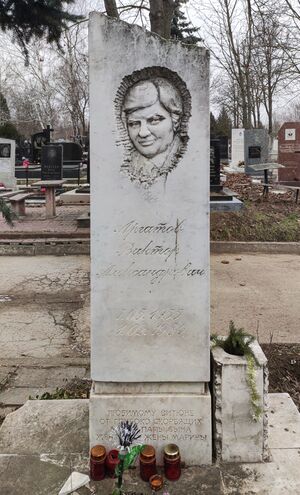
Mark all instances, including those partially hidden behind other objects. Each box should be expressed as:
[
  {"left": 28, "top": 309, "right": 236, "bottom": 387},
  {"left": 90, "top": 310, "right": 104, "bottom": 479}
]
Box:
[
  {"left": 104, "top": 0, "right": 119, "bottom": 19},
  {"left": 268, "top": 96, "right": 272, "bottom": 135},
  {"left": 149, "top": 0, "right": 176, "bottom": 38}
]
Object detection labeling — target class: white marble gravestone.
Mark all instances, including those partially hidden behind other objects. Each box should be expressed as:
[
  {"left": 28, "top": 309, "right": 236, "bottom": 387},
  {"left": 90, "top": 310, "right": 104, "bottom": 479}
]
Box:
[
  {"left": 231, "top": 128, "right": 245, "bottom": 169},
  {"left": 89, "top": 13, "right": 211, "bottom": 465},
  {"left": 0, "top": 138, "right": 16, "bottom": 188}
]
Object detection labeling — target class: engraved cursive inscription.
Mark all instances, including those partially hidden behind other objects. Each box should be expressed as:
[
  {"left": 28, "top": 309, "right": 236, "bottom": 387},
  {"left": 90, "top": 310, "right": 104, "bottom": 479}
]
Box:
[
  {"left": 119, "top": 219, "right": 185, "bottom": 240},
  {"left": 115, "top": 308, "right": 186, "bottom": 336}
]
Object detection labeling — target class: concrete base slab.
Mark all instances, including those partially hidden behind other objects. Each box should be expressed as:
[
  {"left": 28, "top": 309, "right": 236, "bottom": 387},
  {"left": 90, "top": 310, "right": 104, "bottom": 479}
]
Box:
[
  {"left": 210, "top": 197, "right": 243, "bottom": 211},
  {"left": 59, "top": 189, "right": 90, "bottom": 204},
  {"left": 0, "top": 366, "right": 89, "bottom": 407},
  {"left": 0, "top": 400, "right": 89, "bottom": 455},
  {"left": 0, "top": 394, "right": 299, "bottom": 494},
  {"left": 268, "top": 393, "right": 300, "bottom": 448},
  {"left": 13, "top": 366, "right": 88, "bottom": 388}
]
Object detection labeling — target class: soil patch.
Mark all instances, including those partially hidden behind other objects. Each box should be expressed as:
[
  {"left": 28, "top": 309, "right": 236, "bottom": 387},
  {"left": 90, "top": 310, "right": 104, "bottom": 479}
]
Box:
[
  {"left": 211, "top": 174, "right": 300, "bottom": 241},
  {"left": 261, "top": 343, "right": 300, "bottom": 410}
]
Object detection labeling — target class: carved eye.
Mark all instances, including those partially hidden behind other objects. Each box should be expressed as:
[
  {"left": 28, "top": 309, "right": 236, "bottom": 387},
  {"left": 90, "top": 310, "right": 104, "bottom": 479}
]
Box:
[
  {"left": 128, "top": 121, "right": 140, "bottom": 128},
  {"left": 148, "top": 115, "right": 165, "bottom": 125}
]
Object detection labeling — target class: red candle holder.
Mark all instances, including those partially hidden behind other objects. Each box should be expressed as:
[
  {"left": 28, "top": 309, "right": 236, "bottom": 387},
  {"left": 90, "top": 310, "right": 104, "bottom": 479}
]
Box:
[
  {"left": 90, "top": 444, "right": 107, "bottom": 481},
  {"left": 106, "top": 449, "right": 120, "bottom": 477},
  {"left": 163, "top": 444, "right": 181, "bottom": 481},
  {"left": 139, "top": 445, "right": 157, "bottom": 481}
]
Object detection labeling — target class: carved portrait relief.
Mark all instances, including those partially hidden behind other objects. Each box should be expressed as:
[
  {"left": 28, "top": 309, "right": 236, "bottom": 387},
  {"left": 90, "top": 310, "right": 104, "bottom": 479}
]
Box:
[{"left": 115, "top": 67, "right": 191, "bottom": 187}]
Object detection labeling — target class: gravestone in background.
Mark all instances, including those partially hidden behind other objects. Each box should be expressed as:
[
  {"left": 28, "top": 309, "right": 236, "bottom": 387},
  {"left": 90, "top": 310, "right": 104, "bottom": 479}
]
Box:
[
  {"left": 231, "top": 128, "right": 245, "bottom": 168},
  {"left": 278, "top": 122, "right": 300, "bottom": 182},
  {"left": 218, "top": 136, "right": 229, "bottom": 160},
  {"left": 270, "top": 138, "right": 278, "bottom": 162},
  {"left": 210, "top": 139, "right": 221, "bottom": 191},
  {"left": 0, "top": 138, "right": 16, "bottom": 188},
  {"left": 89, "top": 13, "right": 211, "bottom": 464},
  {"left": 244, "top": 129, "right": 268, "bottom": 175},
  {"left": 41, "top": 145, "right": 63, "bottom": 181}
]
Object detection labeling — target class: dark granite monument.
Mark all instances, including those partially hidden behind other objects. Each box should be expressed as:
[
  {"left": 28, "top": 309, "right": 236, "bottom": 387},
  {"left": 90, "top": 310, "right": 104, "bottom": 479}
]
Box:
[
  {"left": 244, "top": 129, "right": 268, "bottom": 175},
  {"left": 41, "top": 145, "right": 63, "bottom": 181}
]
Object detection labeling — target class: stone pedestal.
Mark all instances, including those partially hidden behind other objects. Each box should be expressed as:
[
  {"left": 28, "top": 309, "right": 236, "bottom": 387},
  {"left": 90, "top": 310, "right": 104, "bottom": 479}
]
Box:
[
  {"left": 90, "top": 383, "right": 211, "bottom": 465},
  {"left": 89, "top": 13, "right": 211, "bottom": 464},
  {"left": 211, "top": 341, "right": 269, "bottom": 463}
]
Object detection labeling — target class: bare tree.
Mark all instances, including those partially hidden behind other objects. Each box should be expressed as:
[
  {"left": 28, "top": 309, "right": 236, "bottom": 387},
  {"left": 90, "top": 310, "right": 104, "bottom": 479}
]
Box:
[
  {"left": 104, "top": 0, "right": 119, "bottom": 18},
  {"left": 103, "top": 0, "right": 178, "bottom": 37},
  {"left": 200, "top": 0, "right": 291, "bottom": 133},
  {"left": 55, "top": 24, "right": 89, "bottom": 137},
  {"left": 251, "top": 0, "right": 291, "bottom": 134}
]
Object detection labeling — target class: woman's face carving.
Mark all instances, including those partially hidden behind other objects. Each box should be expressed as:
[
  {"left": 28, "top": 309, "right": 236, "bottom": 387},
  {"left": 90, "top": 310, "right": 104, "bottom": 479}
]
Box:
[{"left": 126, "top": 100, "right": 174, "bottom": 158}]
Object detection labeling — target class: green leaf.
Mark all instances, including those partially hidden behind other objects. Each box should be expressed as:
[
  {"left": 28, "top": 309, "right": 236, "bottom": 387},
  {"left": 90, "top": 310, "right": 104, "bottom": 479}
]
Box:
[{"left": 122, "top": 445, "right": 144, "bottom": 471}]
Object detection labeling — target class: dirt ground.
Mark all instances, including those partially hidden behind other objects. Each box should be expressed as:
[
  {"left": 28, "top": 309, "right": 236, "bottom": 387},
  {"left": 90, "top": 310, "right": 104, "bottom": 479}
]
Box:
[
  {"left": 211, "top": 174, "right": 300, "bottom": 410},
  {"left": 262, "top": 343, "right": 300, "bottom": 411},
  {"left": 211, "top": 173, "right": 300, "bottom": 241}
]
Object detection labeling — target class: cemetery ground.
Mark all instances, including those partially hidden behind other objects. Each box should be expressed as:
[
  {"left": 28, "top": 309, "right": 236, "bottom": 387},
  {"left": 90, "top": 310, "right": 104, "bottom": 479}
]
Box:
[
  {"left": 211, "top": 174, "right": 300, "bottom": 242},
  {"left": 0, "top": 180, "right": 299, "bottom": 493}
]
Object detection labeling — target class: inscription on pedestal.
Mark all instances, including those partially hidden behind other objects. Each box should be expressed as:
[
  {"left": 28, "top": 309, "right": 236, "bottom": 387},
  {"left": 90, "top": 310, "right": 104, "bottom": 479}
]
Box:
[
  {"left": 96, "top": 408, "right": 206, "bottom": 444},
  {"left": 90, "top": 394, "right": 212, "bottom": 464}
]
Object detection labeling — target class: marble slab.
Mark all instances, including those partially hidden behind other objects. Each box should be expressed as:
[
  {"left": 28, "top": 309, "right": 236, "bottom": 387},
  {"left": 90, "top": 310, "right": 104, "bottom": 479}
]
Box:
[{"left": 89, "top": 13, "right": 210, "bottom": 383}]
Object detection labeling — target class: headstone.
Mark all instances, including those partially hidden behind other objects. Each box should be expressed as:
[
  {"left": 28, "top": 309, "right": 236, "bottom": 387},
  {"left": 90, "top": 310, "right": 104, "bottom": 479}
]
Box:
[
  {"left": 52, "top": 141, "right": 82, "bottom": 179},
  {"left": 244, "top": 129, "right": 268, "bottom": 174},
  {"left": 0, "top": 138, "right": 16, "bottom": 188},
  {"left": 218, "top": 136, "right": 229, "bottom": 160},
  {"left": 52, "top": 141, "right": 82, "bottom": 163},
  {"left": 89, "top": 14, "right": 211, "bottom": 465},
  {"left": 210, "top": 139, "right": 221, "bottom": 191},
  {"left": 278, "top": 122, "right": 300, "bottom": 181},
  {"left": 231, "top": 128, "right": 245, "bottom": 169},
  {"left": 269, "top": 138, "right": 278, "bottom": 162},
  {"left": 41, "top": 145, "right": 63, "bottom": 181}
]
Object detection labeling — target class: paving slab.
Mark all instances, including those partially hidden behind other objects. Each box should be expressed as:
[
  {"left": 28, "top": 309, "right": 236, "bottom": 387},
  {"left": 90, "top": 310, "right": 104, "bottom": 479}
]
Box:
[
  {"left": 268, "top": 393, "right": 300, "bottom": 449},
  {"left": 221, "top": 449, "right": 300, "bottom": 495},
  {"left": 0, "top": 367, "right": 15, "bottom": 388},
  {"left": 211, "top": 253, "right": 300, "bottom": 343},
  {"left": 0, "top": 399, "right": 89, "bottom": 455},
  {"left": 0, "top": 366, "right": 89, "bottom": 407},
  {"left": 0, "top": 387, "right": 55, "bottom": 405},
  {"left": 0, "top": 454, "right": 73, "bottom": 495},
  {"left": 0, "top": 204, "right": 90, "bottom": 239},
  {"left": 13, "top": 366, "right": 88, "bottom": 388}
]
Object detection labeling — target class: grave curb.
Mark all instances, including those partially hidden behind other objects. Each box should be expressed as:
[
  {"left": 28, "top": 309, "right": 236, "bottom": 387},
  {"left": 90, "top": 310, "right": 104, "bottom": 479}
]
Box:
[
  {"left": 0, "top": 238, "right": 90, "bottom": 255},
  {"left": 0, "top": 239, "right": 299, "bottom": 256},
  {"left": 210, "top": 241, "right": 300, "bottom": 254}
]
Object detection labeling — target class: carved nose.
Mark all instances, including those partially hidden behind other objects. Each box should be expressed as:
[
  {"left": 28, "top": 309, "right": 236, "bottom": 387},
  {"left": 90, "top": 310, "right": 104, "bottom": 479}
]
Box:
[{"left": 139, "top": 121, "right": 151, "bottom": 138}]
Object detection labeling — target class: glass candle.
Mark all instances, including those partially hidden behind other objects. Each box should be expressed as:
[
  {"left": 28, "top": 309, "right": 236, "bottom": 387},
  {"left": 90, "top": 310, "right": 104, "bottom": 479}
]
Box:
[
  {"left": 149, "top": 474, "right": 164, "bottom": 491},
  {"left": 163, "top": 444, "right": 181, "bottom": 481},
  {"left": 90, "top": 444, "right": 107, "bottom": 481},
  {"left": 106, "top": 449, "right": 120, "bottom": 477},
  {"left": 139, "top": 445, "right": 157, "bottom": 481}
]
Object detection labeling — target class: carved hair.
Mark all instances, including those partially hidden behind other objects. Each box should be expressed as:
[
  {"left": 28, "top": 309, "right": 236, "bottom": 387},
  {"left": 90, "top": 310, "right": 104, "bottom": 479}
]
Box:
[
  {"left": 123, "top": 78, "right": 183, "bottom": 133},
  {"left": 115, "top": 66, "right": 191, "bottom": 186}
]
